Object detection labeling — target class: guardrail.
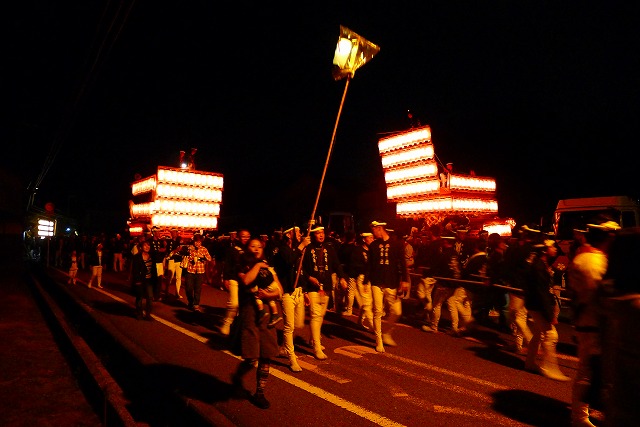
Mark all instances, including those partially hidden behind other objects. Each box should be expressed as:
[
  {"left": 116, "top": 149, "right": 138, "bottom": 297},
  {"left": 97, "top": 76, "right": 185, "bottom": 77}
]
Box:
[{"left": 409, "top": 268, "right": 572, "bottom": 302}]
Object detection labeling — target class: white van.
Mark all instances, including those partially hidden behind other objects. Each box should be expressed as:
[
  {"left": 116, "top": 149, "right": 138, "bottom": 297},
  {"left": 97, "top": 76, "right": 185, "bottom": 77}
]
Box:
[{"left": 553, "top": 195, "right": 640, "bottom": 254}]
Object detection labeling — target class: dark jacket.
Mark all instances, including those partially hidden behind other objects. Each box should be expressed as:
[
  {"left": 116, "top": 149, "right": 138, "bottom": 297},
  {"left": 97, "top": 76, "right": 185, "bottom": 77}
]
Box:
[
  {"left": 524, "top": 255, "right": 557, "bottom": 322},
  {"left": 365, "top": 237, "right": 410, "bottom": 288},
  {"left": 87, "top": 247, "right": 106, "bottom": 267},
  {"left": 301, "top": 241, "right": 346, "bottom": 292},
  {"left": 130, "top": 252, "right": 158, "bottom": 286},
  {"left": 272, "top": 241, "right": 304, "bottom": 294}
]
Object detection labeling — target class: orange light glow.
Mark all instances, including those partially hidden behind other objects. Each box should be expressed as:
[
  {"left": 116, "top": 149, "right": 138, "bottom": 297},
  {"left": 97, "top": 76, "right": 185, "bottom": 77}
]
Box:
[
  {"left": 131, "top": 177, "right": 156, "bottom": 196},
  {"left": 380, "top": 145, "right": 434, "bottom": 169},
  {"left": 387, "top": 180, "right": 441, "bottom": 200},
  {"left": 378, "top": 125, "right": 432, "bottom": 153},
  {"left": 377, "top": 125, "right": 501, "bottom": 221},
  {"left": 130, "top": 166, "right": 224, "bottom": 231},
  {"left": 152, "top": 214, "right": 218, "bottom": 229},
  {"left": 396, "top": 197, "right": 498, "bottom": 217},
  {"left": 449, "top": 175, "right": 496, "bottom": 192},
  {"left": 483, "top": 223, "right": 513, "bottom": 236},
  {"left": 384, "top": 163, "right": 438, "bottom": 183}
]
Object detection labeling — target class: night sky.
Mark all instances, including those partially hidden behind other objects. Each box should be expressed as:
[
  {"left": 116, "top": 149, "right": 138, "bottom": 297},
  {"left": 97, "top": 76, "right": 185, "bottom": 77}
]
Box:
[{"left": 7, "top": 1, "right": 640, "bottom": 235}]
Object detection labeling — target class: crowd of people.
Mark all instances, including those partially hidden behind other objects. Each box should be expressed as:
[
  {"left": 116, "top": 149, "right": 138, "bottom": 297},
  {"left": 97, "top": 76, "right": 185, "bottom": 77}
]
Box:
[{"left": 45, "top": 218, "right": 639, "bottom": 424}]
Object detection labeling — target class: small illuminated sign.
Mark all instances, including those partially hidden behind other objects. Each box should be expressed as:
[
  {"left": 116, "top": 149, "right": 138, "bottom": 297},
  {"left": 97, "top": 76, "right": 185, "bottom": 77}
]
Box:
[{"left": 38, "top": 219, "right": 55, "bottom": 237}]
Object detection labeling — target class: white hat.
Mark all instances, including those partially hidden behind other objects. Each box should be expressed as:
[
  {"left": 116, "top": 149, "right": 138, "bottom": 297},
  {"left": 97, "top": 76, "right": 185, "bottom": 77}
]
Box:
[
  {"left": 283, "top": 226, "right": 300, "bottom": 234},
  {"left": 587, "top": 221, "right": 621, "bottom": 231},
  {"left": 521, "top": 225, "right": 541, "bottom": 233},
  {"left": 370, "top": 221, "right": 387, "bottom": 227},
  {"left": 360, "top": 232, "right": 373, "bottom": 237},
  {"left": 311, "top": 226, "right": 325, "bottom": 233},
  {"left": 534, "top": 239, "right": 556, "bottom": 249}
]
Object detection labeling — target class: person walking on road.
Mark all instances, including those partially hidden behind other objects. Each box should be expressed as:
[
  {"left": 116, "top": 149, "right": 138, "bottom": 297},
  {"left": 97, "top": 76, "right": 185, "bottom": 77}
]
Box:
[
  {"left": 130, "top": 239, "right": 156, "bottom": 320},
  {"left": 340, "top": 231, "right": 374, "bottom": 329},
  {"left": 503, "top": 226, "right": 537, "bottom": 353},
  {"left": 184, "top": 233, "right": 212, "bottom": 312},
  {"left": 422, "top": 236, "right": 457, "bottom": 334},
  {"left": 231, "top": 238, "right": 283, "bottom": 409},
  {"left": 112, "top": 233, "right": 126, "bottom": 272},
  {"left": 567, "top": 220, "right": 619, "bottom": 426},
  {"left": 219, "top": 229, "right": 251, "bottom": 336},
  {"left": 524, "top": 237, "right": 571, "bottom": 382},
  {"left": 366, "top": 220, "right": 410, "bottom": 352},
  {"left": 272, "top": 226, "right": 310, "bottom": 372},
  {"left": 87, "top": 242, "right": 106, "bottom": 289},
  {"left": 166, "top": 233, "right": 186, "bottom": 299},
  {"left": 301, "top": 225, "right": 348, "bottom": 360},
  {"left": 67, "top": 250, "right": 79, "bottom": 285}
]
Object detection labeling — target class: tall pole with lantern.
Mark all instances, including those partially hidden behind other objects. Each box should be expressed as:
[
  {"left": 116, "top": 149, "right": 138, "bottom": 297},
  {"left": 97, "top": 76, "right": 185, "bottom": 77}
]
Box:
[{"left": 293, "top": 26, "right": 380, "bottom": 288}]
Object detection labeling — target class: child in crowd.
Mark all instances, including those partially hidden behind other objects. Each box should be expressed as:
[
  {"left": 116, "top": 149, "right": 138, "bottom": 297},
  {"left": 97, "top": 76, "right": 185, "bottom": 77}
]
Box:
[
  {"left": 68, "top": 250, "right": 79, "bottom": 285},
  {"left": 252, "top": 279, "right": 282, "bottom": 328}
]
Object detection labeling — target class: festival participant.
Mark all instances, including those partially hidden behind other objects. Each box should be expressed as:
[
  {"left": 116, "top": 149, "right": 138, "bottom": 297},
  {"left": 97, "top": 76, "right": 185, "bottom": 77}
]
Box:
[
  {"left": 598, "top": 227, "right": 640, "bottom": 427},
  {"left": 448, "top": 238, "right": 483, "bottom": 337},
  {"left": 343, "top": 232, "right": 375, "bottom": 330},
  {"left": 150, "top": 227, "right": 169, "bottom": 300},
  {"left": 67, "top": 250, "right": 79, "bottom": 285},
  {"left": 87, "top": 242, "right": 106, "bottom": 289},
  {"left": 567, "top": 220, "right": 619, "bottom": 426},
  {"left": 184, "top": 233, "right": 212, "bottom": 312},
  {"left": 422, "top": 236, "right": 458, "bottom": 333},
  {"left": 502, "top": 226, "right": 537, "bottom": 353},
  {"left": 366, "top": 220, "right": 410, "bottom": 352},
  {"left": 272, "top": 226, "right": 310, "bottom": 372},
  {"left": 524, "top": 238, "right": 571, "bottom": 382},
  {"left": 230, "top": 238, "right": 283, "bottom": 409},
  {"left": 165, "top": 233, "right": 186, "bottom": 299},
  {"left": 219, "top": 229, "right": 251, "bottom": 335},
  {"left": 130, "top": 239, "right": 156, "bottom": 320},
  {"left": 301, "top": 225, "right": 348, "bottom": 360}
]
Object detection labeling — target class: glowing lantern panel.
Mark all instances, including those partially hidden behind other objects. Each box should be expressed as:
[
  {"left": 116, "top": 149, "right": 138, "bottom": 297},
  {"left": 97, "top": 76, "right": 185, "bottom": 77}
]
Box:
[{"left": 129, "top": 166, "right": 224, "bottom": 231}]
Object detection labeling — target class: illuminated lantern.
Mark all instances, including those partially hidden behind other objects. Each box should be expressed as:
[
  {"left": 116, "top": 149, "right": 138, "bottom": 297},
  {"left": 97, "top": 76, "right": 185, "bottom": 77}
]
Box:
[
  {"left": 128, "top": 165, "right": 224, "bottom": 233},
  {"left": 377, "top": 125, "right": 501, "bottom": 225}
]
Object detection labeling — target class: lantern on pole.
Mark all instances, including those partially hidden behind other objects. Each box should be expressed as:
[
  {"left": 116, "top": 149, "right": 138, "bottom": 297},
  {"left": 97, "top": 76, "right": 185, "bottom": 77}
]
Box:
[
  {"left": 294, "top": 26, "right": 380, "bottom": 288},
  {"left": 332, "top": 25, "right": 381, "bottom": 81}
]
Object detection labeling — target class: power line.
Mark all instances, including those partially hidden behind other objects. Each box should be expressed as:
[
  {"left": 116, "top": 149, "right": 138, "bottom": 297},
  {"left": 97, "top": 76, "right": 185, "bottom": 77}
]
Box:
[{"left": 30, "top": 0, "right": 138, "bottom": 207}]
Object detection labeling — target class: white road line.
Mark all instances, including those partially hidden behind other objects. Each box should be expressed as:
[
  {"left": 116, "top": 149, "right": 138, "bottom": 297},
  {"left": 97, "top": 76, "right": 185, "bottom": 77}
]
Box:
[
  {"left": 153, "top": 316, "right": 209, "bottom": 343},
  {"left": 381, "top": 361, "right": 493, "bottom": 403},
  {"left": 89, "top": 286, "right": 558, "bottom": 426},
  {"left": 383, "top": 352, "right": 510, "bottom": 390},
  {"left": 97, "top": 288, "right": 211, "bottom": 343},
  {"left": 268, "top": 369, "right": 406, "bottom": 427}
]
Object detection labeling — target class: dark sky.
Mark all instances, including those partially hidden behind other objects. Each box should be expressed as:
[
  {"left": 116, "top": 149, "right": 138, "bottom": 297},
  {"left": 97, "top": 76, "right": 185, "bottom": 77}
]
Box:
[{"left": 7, "top": 1, "right": 640, "bottom": 234}]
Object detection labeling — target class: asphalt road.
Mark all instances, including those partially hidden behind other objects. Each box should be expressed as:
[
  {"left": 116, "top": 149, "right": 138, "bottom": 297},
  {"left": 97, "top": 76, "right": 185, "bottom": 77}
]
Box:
[{"left": 32, "top": 264, "right": 593, "bottom": 427}]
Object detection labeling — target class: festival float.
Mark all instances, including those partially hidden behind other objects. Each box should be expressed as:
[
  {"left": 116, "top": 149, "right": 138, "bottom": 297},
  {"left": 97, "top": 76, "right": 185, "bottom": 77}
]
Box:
[
  {"left": 377, "top": 124, "right": 514, "bottom": 236},
  {"left": 127, "top": 150, "right": 224, "bottom": 237}
]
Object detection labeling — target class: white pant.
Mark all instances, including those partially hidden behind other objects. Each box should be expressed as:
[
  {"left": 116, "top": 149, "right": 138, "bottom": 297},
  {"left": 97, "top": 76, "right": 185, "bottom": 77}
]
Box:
[
  {"left": 526, "top": 310, "right": 563, "bottom": 375},
  {"left": 508, "top": 292, "right": 533, "bottom": 346},
  {"left": 221, "top": 280, "right": 240, "bottom": 328},
  {"left": 354, "top": 275, "right": 373, "bottom": 326},
  {"left": 572, "top": 330, "right": 600, "bottom": 424},
  {"left": 447, "top": 287, "right": 474, "bottom": 331},
  {"left": 88, "top": 265, "right": 102, "bottom": 287},
  {"left": 281, "top": 288, "right": 306, "bottom": 360},
  {"left": 167, "top": 259, "right": 183, "bottom": 295},
  {"left": 429, "top": 285, "right": 453, "bottom": 330},
  {"left": 417, "top": 277, "right": 436, "bottom": 321},
  {"left": 113, "top": 253, "right": 124, "bottom": 272},
  {"left": 307, "top": 291, "right": 329, "bottom": 351},
  {"left": 372, "top": 285, "right": 402, "bottom": 341}
]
